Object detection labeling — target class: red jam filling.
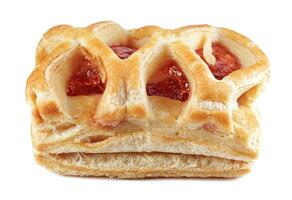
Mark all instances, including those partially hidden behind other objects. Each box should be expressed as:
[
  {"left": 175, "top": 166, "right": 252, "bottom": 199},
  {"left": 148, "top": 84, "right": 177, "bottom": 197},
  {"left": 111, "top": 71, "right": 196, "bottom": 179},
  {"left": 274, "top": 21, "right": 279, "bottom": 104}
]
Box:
[
  {"left": 66, "top": 44, "right": 237, "bottom": 99},
  {"left": 66, "top": 55, "right": 105, "bottom": 96},
  {"left": 195, "top": 42, "right": 241, "bottom": 80},
  {"left": 146, "top": 60, "right": 190, "bottom": 101},
  {"left": 110, "top": 46, "right": 136, "bottom": 59}
]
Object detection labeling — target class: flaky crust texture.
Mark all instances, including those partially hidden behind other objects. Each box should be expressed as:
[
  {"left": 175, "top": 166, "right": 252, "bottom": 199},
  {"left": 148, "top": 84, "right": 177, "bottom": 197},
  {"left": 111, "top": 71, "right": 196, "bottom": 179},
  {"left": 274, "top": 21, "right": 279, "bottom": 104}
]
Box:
[
  {"left": 36, "top": 152, "right": 250, "bottom": 178},
  {"left": 26, "top": 21, "right": 269, "bottom": 178}
]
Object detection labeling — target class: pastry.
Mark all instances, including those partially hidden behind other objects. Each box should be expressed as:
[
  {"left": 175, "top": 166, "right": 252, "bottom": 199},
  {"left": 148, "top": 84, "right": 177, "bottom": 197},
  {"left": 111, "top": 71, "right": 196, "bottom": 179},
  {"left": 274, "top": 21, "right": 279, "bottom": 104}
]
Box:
[{"left": 26, "top": 21, "right": 269, "bottom": 178}]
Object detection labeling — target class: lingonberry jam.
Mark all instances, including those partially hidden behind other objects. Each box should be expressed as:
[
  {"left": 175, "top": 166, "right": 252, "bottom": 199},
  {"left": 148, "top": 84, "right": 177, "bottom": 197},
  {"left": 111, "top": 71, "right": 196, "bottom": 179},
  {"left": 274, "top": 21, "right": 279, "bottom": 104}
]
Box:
[
  {"left": 110, "top": 46, "right": 136, "bottom": 59},
  {"left": 146, "top": 60, "right": 190, "bottom": 101},
  {"left": 195, "top": 43, "right": 241, "bottom": 80},
  {"left": 66, "top": 55, "right": 105, "bottom": 96}
]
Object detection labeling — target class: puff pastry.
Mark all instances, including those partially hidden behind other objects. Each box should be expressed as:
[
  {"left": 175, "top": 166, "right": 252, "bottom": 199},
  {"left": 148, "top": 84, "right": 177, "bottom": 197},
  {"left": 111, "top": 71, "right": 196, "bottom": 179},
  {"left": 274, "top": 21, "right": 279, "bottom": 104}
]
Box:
[{"left": 26, "top": 21, "right": 269, "bottom": 178}]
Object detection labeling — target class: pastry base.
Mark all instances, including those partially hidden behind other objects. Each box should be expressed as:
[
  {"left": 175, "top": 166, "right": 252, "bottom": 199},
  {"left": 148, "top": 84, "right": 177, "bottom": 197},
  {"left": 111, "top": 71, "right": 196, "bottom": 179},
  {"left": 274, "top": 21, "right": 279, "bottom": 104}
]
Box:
[{"left": 35, "top": 152, "right": 250, "bottom": 178}]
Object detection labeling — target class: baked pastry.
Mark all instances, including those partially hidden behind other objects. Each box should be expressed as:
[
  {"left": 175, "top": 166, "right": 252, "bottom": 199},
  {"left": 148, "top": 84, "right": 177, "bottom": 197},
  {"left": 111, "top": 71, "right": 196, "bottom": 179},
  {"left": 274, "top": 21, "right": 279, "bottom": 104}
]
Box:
[{"left": 26, "top": 21, "right": 269, "bottom": 178}]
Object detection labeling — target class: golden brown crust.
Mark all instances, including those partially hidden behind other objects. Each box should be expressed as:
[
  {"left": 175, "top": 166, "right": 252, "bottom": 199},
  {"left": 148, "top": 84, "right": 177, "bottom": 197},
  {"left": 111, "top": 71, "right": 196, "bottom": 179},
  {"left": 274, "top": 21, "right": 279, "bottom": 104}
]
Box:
[{"left": 26, "top": 21, "right": 269, "bottom": 178}]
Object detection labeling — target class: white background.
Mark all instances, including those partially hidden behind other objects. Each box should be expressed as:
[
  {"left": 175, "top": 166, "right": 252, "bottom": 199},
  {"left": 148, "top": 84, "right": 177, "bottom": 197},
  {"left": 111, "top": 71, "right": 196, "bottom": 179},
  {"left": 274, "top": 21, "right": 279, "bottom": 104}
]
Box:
[{"left": 0, "top": 0, "right": 291, "bottom": 199}]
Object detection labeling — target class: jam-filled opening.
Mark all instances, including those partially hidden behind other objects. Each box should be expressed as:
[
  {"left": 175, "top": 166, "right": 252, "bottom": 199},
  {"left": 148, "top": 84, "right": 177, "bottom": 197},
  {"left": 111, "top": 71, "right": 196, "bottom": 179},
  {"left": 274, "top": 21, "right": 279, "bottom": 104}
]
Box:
[
  {"left": 195, "top": 42, "right": 241, "bottom": 80},
  {"left": 146, "top": 60, "right": 190, "bottom": 102},
  {"left": 66, "top": 52, "right": 106, "bottom": 96},
  {"left": 110, "top": 45, "right": 136, "bottom": 59}
]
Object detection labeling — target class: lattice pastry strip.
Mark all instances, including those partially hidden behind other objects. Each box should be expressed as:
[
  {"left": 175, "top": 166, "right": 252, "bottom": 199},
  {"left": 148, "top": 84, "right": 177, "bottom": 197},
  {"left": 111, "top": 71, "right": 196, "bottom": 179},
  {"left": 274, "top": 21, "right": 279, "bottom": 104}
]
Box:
[{"left": 26, "top": 21, "right": 269, "bottom": 178}]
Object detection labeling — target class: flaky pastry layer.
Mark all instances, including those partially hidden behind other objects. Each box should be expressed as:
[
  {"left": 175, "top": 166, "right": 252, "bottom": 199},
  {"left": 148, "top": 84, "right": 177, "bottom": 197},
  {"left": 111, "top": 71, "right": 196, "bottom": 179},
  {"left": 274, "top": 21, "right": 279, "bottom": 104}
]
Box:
[{"left": 36, "top": 152, "right": 250, "bottom": 178}]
